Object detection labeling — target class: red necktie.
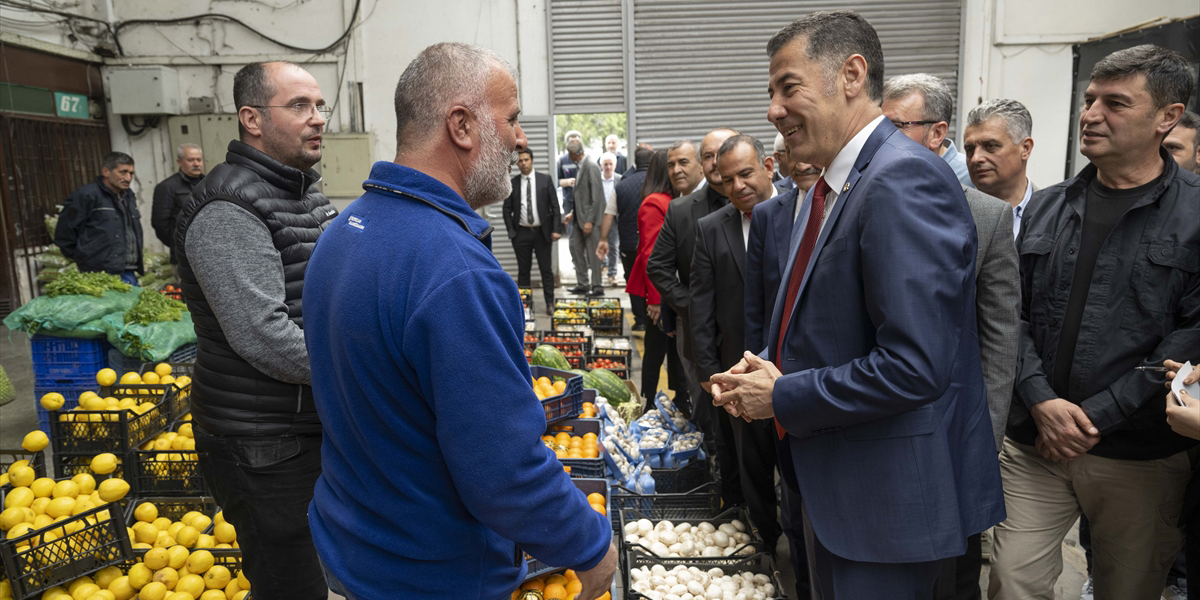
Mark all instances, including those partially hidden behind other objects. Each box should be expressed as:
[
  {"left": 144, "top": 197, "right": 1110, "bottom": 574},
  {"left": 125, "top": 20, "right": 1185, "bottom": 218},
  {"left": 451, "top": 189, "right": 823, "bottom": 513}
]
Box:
[{"left": 774, "top": 176, "right": 831, "bottom": 439}]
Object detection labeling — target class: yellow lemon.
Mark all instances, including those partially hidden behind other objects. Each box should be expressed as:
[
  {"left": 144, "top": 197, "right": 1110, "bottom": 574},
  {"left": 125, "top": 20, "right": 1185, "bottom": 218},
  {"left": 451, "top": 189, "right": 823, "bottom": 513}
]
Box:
[
  {"left": 70, "top": 498, "right": 96, "bottom": 515},
  {"left": 107, "top": 577, "right": 135, "bottom": 600},
  {"left": 232, "top": 592, "right": 248, "bottom": 600},
  {"left": 175, "top": 525, "right": 199, "bottom": 548},
  {"left": 39, "top": 586, "right": 69, "bottom": 599},
  {"left": 134, "top": 502, "right": 158, "bottom": 523},
  {"left": 8, "top": 465, "right": 35, "bottom": 488},
  {"left": 224, "top": 579, "right": 242, "bottom": 599},
  {"left": 199, "top": 591, "right": 225, "bottom": 600},
  {"left": 71, "top": 473, "right": 96, "bottom": 495},
  {"left": 93, "top": 565, "right": 122, "bottom": 589},
  {"left": 177, "top": 423, "right": 193, "bottom": 438},
  {"left": 5, "top": 487, "right": 34, "bottom": 509},
  {"left": 85, "top": 592, "right": 116, "bottom": 600},
  {"left": 133, "top": 522, "right": 160, "bottom": 545},
  {"left": 138, "top": 582, "right": 166, "bottom": 600},
  {"left": 81, "top": 395, "right": 108, "bottom": 411},
  {"left": 90, "top": 454, "right": 118, "bottom": 475},
  {"left": 46, "top": 497, "right": 77, "bottom": 519},
  {"left": 5, "top": 522, "right": 32, "bottom": 540},
  {"left": 166, "top": 544, "right": 189, "bottom": 569},
  {"left": 141, "top": 372, "right": 161, "bottom": 385},
  {"left": 234, "top": 572, "right": 249, "bottom": 592},
  {"left": 95, "top": 368, "right": 117, "bottom": 387},
  {"left": 155, "top": 363, "right": 172, "bottom": 377},
  {"left": 153, "top": 517, "right": 172, "bottom": 531},
  {"left": 127, "top": 563, "right": 153, "bottom": 590},
  {"left": 212, "top": 523, "right": 236, "bottom": 544},
  {"left": 167, "top": 521, "right": 184, "bottom": 539},
  {"left": 40, "top": 392, "right": 66, "bottom": 411},
  {"left": 68, "top": 582, "right": 99, "bottom": 600},
  {"left": 0, "top": 507, "right": 28, "bottom": 530},
  {"left": 29, "top": 477, "right": 56, "bottom": 498},
  {"left": 117, "top": 398, "right": 137, "bottom": 410},
  {"left": 160, "top": 375, "right": 176, "bottom": 385},
  {"left": 193, "top": 534, "right": 215, "bottom": 549},
  {"left": 202, "top": 566, "right": 230, "bottom": 589},
  {"left": 185, "top": 549, "right": 214, "bottom": 574},
  {"left": 0, "top": 473, "right": 8, "bottom": 486},
  {"left": 212, "top": 511, "right": 224, "bottom": 526},
  {"left": 151, "top": 567, "right": 178, "bottom": 590},
  {"left": 29, "top": 496, "right": 50, "bottom": 516},
  {"left": 174, "top": 574, "right": 204, "bottom": 598},
  {"left": 186, "top": 514, "right": 212, "bottom": 533},
  {"left": 118, "top": 372, "right": 142, "bottom": 386},
  {"left": 143, "top": 547, "right": 169, "bottom": 570},
  {"left": 6, "top": 460, "right": 29, "bottom": 476},
  {"left": 52, "top": 480, "right": 80, "bottom": 499},
  {"left": 22, "top": 430, "right": 49, "bottom": 453}
]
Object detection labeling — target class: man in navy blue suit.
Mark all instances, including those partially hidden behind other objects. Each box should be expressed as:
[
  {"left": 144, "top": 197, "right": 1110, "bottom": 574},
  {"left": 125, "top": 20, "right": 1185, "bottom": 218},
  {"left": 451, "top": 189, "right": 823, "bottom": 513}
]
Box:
[{"left": 711, "top": 11, "right": 1005, "bottom": 598}]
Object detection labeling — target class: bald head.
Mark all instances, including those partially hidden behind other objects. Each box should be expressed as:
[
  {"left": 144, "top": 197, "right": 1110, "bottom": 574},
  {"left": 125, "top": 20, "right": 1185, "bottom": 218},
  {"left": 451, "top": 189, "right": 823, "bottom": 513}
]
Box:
[
  {"left": 233, "top": 61, "right": 326, "bottom": 170},
  {"left": 701, "top": 127, "right": 740, "bottom": 191}
]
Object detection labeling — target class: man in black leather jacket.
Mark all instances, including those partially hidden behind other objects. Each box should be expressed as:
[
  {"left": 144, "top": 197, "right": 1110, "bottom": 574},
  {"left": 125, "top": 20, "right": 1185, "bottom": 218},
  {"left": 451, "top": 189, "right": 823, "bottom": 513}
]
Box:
[
  {"left": 151, "top": 143, "right": 204, "bottom": 264},
  {"left": 54, "top": 151, "right": 143, "bottom": 283}
]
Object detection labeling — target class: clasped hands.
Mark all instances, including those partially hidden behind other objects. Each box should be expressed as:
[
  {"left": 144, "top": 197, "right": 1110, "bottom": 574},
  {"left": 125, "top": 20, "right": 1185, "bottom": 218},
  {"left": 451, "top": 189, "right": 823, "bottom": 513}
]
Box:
[{"left": 709, "top": 351, "right": 781, "bottom": 423}]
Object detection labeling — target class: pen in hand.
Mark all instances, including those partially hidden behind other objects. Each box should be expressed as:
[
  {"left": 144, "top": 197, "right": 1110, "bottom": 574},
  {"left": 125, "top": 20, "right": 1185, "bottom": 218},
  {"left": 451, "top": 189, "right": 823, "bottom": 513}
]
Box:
[{"left": 1135, "top": 366, "right": 1169, "bottom": 372}]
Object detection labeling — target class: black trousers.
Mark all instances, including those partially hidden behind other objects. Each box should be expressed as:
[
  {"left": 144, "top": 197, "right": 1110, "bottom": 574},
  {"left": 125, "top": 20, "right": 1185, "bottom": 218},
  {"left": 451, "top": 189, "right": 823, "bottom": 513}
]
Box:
[
  {"left": 934, "top": 533, "right": 982, "bottom": 600},
  {"left": 713, "top": 404, "right": 744, "bottom": 508},
  {"left": 620, "top": 250, "right": 646, "bottom": 326},
  {"left": 194, "top": 425, "right": 328, "bottom": 600},
  {"left": 641, "top": 313, "right": 686, "bottom": 402},
  {"left": 512, "top": 227, "right": 554, "bottom": 306},
  {"left": 730, "top": 417, "right": 779, "bottom": 549}
]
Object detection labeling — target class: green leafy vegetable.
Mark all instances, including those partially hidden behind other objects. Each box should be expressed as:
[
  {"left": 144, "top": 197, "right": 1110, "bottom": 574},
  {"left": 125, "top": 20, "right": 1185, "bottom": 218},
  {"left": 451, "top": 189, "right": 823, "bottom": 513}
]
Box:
[
  {"left": 124, "top": 288, "right": 186, "bottom": 325},
  {"left": 45, "top": 271, "right": 131, "bottom": 297}
]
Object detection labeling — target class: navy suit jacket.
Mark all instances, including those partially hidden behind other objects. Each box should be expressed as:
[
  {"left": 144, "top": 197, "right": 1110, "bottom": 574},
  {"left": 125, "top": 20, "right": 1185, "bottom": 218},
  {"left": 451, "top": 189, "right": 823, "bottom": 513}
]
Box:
[
  {"left": 765, "top": 119, "right": 1005, "bottom": 564},
  {"left": 745, "top": 187, "right": 802, "bottom": 355}
]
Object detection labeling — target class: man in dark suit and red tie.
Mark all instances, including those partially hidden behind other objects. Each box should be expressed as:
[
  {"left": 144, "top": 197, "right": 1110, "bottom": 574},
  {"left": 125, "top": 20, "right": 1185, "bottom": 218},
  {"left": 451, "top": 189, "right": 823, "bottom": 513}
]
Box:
[
  {"left": 710, "top": 10, "right": 1005, "bottom": 598},
  {"left": 503, "top": 148, "right": 562, "bottom": 315}
]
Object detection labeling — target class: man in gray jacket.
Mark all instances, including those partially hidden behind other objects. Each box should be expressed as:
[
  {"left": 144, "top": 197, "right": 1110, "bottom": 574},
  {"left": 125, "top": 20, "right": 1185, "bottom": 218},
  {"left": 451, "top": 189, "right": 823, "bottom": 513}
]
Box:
[
  {"left": 174, "top": 61, "right": 337, "bottom": 599},
  {"left": 567, "top": 144, "right": 607, "bottom": 296},
  {"left": 884, "top": 74, "right": 1020, "bottom": 600}
]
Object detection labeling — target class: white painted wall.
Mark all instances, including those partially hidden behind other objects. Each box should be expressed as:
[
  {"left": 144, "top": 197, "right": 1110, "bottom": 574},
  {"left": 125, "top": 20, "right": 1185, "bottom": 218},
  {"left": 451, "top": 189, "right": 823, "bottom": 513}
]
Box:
[{"left": 959, "top": 0, "right": 1198, "bottom": 188}]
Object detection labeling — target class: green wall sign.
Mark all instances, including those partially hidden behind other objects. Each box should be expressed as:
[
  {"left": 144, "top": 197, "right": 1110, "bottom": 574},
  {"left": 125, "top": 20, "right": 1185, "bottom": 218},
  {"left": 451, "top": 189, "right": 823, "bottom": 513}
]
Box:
[{"left": 54, "top": 92, "right": 89, "bottom": 119}]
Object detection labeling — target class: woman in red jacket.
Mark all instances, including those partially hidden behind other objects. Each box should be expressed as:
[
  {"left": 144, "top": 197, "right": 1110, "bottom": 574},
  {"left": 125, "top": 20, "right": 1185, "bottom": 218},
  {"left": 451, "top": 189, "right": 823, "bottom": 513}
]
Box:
[{"left": 626, "top": 149, "right": 680, "bottom": 403}]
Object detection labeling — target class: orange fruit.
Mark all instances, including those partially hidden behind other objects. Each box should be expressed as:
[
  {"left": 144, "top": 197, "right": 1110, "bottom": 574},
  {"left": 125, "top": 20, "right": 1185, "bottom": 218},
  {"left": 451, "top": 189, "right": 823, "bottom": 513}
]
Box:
[
  {"left": 586, "top": 493, "right": 605, "bottom": 505},
  {"left": 590, "top": 503, "right": 606, "bottom": 515},
  {"left": 543, "top": 583, "right": 568, "bottom": 600},
  {"left": 563, "top": 569, "right": 577, "bottom": 580},
  {"left": 536, "top": 377, "right": 552, "bottom": 388},
  {"left": 552, "top": 380, "right": 567, "bottom": 395},
  {"left": 545, "top": 574, "right": 568, "bottom": 586},
  {"left": 520, "top": 579, "right": 545, "bottom": 592},
  {"left": 566, "top": 579, "right": 582, "bottom": 595}
]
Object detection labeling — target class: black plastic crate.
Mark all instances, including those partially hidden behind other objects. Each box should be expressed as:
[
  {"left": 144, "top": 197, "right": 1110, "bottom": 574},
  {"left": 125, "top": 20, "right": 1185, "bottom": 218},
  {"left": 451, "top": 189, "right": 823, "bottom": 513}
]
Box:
[
  {"left": 133, "top": 365, "right": 194, "bottom": 420},
  {"left": 525, "top": 478, "right": 608, "bottom": 581},
  {"left": 125, "top": 496, "right": 218, "bottom": 528},
  {"left": 0, "top": 449, "right": 47, "bottom": 479},
  {"left": 129, "top": 449, "right": 207, "bottom": 496},
  {"left": 49, "top": 397, "right": 171, "bottom": 457},
  {"left": 619, "top": 506, "right": 761, "bottom": 562},
  {"left": 33, "top": 384, "right": 95, "bottom": 439},
  {"left": 625, "top": 552, "right": 787, "bottom": 600},
  {"left": 611, "top": 482, "right": 721, "bottom": 516},
  {"left": 518, "top": 287, "right": 534, "bottom": 309},
  {"left": 650, "top": 454, "right": 715, "bottom": 493},
  {"left": 587, "top": 298, "right": 623, "bottom": 331},
  {"left": 546, "top": 418, "right": 605, "bottom": 479},
  {"left": 53, "top": 452, "right": 127, "bottom": 482},
  {"left": 0, "top": 499, "right": 133, "bottom": 600},
  {"left": 585, "top": 354, "right": 629, "bottom": 379},
  {"left": 539, "top": 338, "right": 587, "bottom": 363},
  {"left": 591, "top": 335, "right": 633, "bottom": 359},
  {"left": 531, "top": 366, "right": 584, "bottom": 424}
]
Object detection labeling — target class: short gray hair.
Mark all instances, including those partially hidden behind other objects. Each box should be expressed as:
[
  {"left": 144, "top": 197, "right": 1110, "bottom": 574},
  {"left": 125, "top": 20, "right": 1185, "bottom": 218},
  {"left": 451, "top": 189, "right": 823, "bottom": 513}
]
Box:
[
  {"left": 967, "top": 99, "right": 1033, "bottom": 144},
  {"left": 716, "top": 134, "right": 767, "bottom": 165},
  {"left": 599, "top": 151, "right": 617, "bottom": 166},
  {"left": 176, "top": 143, "right": 202, "bottom": 160},
  {"left": 1091, "top": 44, "right": 1194, "bottom": 110},
  {"left": 393, "top": 42, "right": 515, "bottom": 149},
  {"left": 883, "top": 73, "right": 955, "bottom": 124},
  {"left": 564, "top": 129, "right": 583, "bottom": 145},
  {"left": 668, "top": 139, "right": 700, "bottom": 161}
]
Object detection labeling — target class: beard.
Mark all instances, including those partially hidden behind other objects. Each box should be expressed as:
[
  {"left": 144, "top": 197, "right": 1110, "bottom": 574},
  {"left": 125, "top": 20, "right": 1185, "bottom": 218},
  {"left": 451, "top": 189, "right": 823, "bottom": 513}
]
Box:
[{"left": 463, "top": 111, "right": 514, "bottom": 209}]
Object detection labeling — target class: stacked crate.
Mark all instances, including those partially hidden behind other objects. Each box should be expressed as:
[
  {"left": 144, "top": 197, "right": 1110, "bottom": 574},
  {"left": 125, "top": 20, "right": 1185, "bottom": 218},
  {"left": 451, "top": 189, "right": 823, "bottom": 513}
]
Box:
[{"left": 29, "top": 335, "right": 106, "bottom": 437}]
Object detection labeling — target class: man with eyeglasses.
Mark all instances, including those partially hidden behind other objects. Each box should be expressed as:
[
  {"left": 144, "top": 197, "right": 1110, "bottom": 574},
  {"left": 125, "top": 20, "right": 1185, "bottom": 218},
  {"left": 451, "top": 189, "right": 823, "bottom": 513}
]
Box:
[
  {"left": 174, "top": 61, "right": 338, "bottom": 599},
  {"left": 882, "top": 73, "right": 975, "bottom": 188}
]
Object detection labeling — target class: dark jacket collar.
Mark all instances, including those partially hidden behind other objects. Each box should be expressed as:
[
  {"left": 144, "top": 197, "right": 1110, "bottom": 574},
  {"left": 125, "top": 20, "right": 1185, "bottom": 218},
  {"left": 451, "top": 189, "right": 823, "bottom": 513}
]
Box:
[
  {"left": 1064, "top": 146, "right": 1179, "bottom": 213},
  {"left": 362, "top": 161, "right": 493, "bottom": 242},
  {"left": 225, "top": 140, "right": 321, "bottom": 198},
  {"left": 93, "top": 176, "right": 132, "bottom": 203},
  {"left": 179, "top": 171, "right": 204, "bottom": 185}
]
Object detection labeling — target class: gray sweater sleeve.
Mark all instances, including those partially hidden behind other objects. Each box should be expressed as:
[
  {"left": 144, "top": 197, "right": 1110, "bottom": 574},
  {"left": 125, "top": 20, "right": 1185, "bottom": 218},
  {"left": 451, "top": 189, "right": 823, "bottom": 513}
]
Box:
[{"left": 184, "top": 201, "right": 311, "bottom": 385}]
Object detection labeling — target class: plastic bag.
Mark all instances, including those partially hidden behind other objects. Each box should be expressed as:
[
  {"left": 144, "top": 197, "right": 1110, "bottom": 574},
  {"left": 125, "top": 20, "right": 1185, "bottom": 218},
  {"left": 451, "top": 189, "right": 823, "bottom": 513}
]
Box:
[
  {"left": 102, "top": 311, "right": 196, "bottom": 362},
  {"left": 3, "top": 289, "right": 141, "bottom": 336}
]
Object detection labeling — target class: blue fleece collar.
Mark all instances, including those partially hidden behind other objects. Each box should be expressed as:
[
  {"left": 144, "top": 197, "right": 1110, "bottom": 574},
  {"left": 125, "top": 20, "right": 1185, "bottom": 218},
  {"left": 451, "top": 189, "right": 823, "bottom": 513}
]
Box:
[{"left": 362, "top": 161, "right": 493, "bottom": 240}]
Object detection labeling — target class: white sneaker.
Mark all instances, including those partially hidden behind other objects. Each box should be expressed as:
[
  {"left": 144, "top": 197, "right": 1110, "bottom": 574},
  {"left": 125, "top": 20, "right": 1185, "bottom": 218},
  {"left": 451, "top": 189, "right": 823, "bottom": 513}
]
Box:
[
  {"left": 1080, "top": 577, "right": 1094, "bottom": 600},
  {"left": 1163, "top": 582, "right": 1187, "bottom": 600}
]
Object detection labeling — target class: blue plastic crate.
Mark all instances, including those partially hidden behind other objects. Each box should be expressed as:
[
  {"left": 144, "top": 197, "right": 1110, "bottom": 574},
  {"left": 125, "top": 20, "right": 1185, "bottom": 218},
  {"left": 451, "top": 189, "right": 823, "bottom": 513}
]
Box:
[
  {"left": 524, "top": 478, "right": 609, "bottom": 580},
  {"left": 33, "top": 384, "right": 94, "bottom": 438},
  {"left": 530, "top": 365, "right": 584, "bottom": 424},
  {"left": 30, "top": 335, "right": 107, "bottom": 383}
]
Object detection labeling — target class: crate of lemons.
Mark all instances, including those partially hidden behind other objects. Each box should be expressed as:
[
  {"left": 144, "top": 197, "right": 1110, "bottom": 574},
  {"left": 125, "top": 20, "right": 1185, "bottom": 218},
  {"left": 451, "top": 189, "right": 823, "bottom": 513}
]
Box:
[
  {"left": 0, "top": 440, "right": 133, "bottom": 598},
  {"left": 95, "top": 363, "right": 193, "bottom": 423},
  {"left": 41, "top": 364, "right": 190, "bottom": 453},
  {"left": 131, "top": 418, "right": 205, "bottom": 494}
]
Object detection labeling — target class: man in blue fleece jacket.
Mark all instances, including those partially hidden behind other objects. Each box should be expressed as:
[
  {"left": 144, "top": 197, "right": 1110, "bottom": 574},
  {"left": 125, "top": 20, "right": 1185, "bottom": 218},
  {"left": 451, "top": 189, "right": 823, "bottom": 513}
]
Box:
[{"left": 303, "top": 42, "right": 617, "bottom": 599}]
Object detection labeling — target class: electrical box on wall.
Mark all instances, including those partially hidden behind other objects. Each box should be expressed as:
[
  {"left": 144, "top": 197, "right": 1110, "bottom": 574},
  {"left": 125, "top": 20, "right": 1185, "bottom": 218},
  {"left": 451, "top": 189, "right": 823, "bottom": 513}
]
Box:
[
  {"left": 320, "top": 134, "right": 374, "bottom": 198},
  {"left": 107, "top": 66, "right": 182, "bottom": 115},
  {"left": 167, "top": 114, "right": 239, "bottom": 175}
]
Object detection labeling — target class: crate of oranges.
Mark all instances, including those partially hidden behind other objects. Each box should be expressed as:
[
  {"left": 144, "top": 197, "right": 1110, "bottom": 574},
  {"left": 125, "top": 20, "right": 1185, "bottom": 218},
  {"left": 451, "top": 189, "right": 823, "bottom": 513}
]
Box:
[
  {"left": 544, "top": 419, "right": 605, "bottom": 479},
  {"left": 531, "top": 366, "right": 583, "bottom": 424},
  {"left": 522, "top": 477, "right": 611, "bottom": 584},
  {"left": 513, "top": 568, "right": 614, "bottom": 600}
]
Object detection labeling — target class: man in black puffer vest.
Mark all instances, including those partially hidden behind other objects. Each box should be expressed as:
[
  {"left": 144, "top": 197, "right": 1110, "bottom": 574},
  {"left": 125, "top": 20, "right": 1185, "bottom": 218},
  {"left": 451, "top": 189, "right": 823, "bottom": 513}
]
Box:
[{"left": 174, "top": 61, "right": 336, "bottom": 599}]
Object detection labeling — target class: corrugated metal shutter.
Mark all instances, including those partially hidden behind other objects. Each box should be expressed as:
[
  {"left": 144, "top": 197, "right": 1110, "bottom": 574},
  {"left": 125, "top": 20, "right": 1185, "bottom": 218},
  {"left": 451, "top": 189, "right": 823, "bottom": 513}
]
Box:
[
  {"left": 630, "top": 0, "right": 963, "bottom": 149},
  {"left": 484, "top": 115, "right": 557, "bottom": 284},
  {"left": 548, "top": 0, "right": 627, "bottom": 114}
]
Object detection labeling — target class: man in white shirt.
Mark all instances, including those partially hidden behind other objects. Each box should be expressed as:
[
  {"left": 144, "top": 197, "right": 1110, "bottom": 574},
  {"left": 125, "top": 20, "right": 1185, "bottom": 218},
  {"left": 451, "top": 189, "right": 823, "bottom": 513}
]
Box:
[
  {"left": 963, "top": 99, "right": 1036, "bottom": 238},
  {"left": 599, "top": 152, "right": 622, "bottom": 286},
  {"left": 503, "top": 148, "right": 562, "bottom": 315}
]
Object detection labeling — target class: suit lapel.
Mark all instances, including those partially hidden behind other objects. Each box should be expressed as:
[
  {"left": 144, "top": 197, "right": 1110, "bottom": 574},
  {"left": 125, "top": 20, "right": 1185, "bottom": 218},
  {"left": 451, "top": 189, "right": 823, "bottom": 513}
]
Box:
[
  {"left": 774, "top": 188, "right": 799, "bottom": 275},
  {"left": 720, "top": 208, "right": 746, "bottom": 279}
]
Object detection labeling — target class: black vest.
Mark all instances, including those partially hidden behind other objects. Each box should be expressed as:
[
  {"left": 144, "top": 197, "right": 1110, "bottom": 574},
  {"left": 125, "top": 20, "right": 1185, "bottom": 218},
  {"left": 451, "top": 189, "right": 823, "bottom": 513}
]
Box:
[{"left": 175, "top": 141, "right": 337, "bottom": 436}]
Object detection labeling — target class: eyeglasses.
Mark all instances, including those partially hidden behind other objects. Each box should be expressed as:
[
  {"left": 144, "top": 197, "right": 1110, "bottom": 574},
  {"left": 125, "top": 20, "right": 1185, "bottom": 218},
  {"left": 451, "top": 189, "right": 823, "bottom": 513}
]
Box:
[
  {"left": 890, "top": 119, "right": 938, "bottom": 129},
  {"left": 250, "top": 103, "right": 333, "bottom": 119}
]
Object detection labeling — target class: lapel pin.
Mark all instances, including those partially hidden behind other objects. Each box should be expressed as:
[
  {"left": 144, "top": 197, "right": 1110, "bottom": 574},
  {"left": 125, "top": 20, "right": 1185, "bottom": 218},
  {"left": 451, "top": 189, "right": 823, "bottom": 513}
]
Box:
[{"left": 842, "top": 183, "right": 850, "bottom": 193}]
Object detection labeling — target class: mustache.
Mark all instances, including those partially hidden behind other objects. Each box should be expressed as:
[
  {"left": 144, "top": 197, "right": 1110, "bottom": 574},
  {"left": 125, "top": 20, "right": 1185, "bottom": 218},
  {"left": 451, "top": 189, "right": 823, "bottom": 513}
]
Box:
[{"left": 797, "top": 167, "right": 821, "bottom": 176}]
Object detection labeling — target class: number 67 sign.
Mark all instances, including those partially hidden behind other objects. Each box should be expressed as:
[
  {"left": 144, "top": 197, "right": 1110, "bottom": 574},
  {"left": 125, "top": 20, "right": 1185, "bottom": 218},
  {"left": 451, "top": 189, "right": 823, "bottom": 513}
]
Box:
[{"left": 54, "top": 91, "right": 89, "bottom": 119}]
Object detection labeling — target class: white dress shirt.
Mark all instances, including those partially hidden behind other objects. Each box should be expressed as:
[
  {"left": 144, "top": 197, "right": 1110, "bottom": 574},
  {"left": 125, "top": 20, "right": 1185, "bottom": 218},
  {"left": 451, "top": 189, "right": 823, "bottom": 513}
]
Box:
[
  {"left": 602, "top": 175, "right": 618, "bottom": 216},
  {"left": 815, "top": 115, "right": 887, "bottom": 235},
  {"left": 520, "top": 170, "right": 540, "bottom": 227},
  {"left": 1012, "top": 178, "right": 1032, "bottom": 239},
  {"left": 742, "top": 211, "right": 752, "bottom": 248}
]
